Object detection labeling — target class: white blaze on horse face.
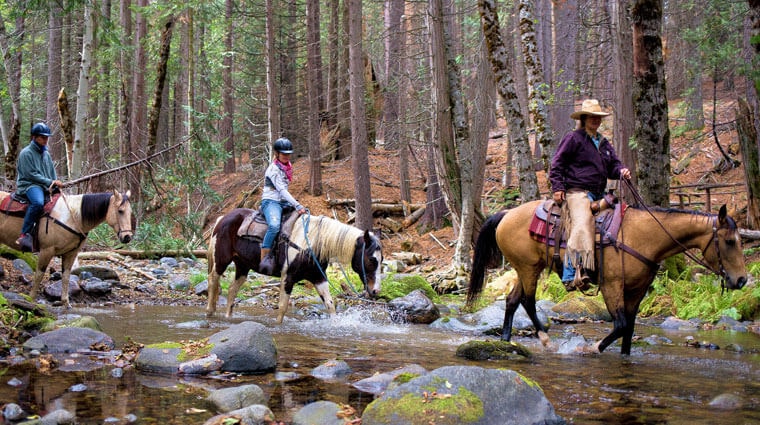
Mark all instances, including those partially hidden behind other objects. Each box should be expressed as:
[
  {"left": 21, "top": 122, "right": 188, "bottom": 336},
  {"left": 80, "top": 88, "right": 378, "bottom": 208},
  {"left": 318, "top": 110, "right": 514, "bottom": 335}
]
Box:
[{"left": 369, "top": 249, "right": 383, "bottom": 295}]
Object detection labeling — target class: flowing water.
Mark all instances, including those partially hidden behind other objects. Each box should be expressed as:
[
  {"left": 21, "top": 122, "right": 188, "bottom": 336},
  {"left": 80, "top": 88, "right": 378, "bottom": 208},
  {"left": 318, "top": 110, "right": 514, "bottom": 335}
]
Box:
[{"left": 1, "top": 304, "right": 759, "bottom": 425}]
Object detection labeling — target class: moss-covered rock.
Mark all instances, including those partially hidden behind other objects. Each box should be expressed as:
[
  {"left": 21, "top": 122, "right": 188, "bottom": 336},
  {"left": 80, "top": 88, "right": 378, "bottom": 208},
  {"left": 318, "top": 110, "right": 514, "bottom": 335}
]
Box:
[
  {"left": 378, "top": 274, "right": 438, "bottom": 302},
  {"left": 455, "top": 339, "right": 532, "bottom": 361}
]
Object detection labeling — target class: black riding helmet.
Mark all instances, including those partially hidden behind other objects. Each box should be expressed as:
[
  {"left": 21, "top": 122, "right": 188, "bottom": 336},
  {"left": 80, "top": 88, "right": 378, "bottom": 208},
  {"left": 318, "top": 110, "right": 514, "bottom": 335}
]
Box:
[
  {"left": 273, "top": 137, "right": 294, "bottom": 154},
  {"left": 31, "top": 122, "right": 52, "bottom": 137}
]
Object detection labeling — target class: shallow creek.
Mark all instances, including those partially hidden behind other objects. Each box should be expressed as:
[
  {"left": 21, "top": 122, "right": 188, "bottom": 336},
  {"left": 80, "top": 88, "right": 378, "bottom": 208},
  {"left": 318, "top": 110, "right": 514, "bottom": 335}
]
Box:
[{"left": 1, "top": 304, "right": 759, "bottom": 424}]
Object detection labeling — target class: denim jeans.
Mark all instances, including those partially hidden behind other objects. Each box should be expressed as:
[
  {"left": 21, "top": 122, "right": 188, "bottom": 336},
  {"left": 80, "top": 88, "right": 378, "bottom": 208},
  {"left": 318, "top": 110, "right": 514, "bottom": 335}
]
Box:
[
  {"left": 562, "top": 191, "right": 603, "bottom": 282},
  {"left": 21, "top": 185, "right": 45, "bottom": 235},
  {"left": 261, "top": 199, "right": 289, "bottom": 249}
]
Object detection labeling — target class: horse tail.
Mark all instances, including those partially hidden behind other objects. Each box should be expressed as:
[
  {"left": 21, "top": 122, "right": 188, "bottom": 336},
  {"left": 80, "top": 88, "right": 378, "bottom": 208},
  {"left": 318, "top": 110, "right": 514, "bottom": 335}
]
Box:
[
  {"left": 466, "top": 210, "right": 507, "bottom": 307},
  {"left": 207, "top": 216, "right": 223, "bottom": 275}
]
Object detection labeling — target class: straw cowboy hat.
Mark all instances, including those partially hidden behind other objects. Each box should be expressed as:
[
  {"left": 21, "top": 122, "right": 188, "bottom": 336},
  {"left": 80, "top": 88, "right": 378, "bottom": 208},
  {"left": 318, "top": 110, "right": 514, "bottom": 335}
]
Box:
[{"left": 570, "top": 99, "right": 611, "bottom": 119}]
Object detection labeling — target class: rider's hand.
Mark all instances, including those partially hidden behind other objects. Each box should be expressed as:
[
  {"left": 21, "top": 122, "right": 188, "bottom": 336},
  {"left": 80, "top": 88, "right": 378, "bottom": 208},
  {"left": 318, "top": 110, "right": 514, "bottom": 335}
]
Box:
[
  {"left": 553, "top": 191, "right": 565, "bottom": 205},
  {"left": 297, "top": 207, "right": 306, "bottom": 215},
  {"left": 620, "top": 168, "right": 631, "bottom": 180}
]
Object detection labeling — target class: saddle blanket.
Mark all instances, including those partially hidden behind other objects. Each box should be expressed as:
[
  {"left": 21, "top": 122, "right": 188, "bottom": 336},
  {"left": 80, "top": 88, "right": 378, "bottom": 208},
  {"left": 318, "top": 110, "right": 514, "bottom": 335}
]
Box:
[
  {"left": 0, "top": 193, "right": 61, "bottom": 217},
  {"left": 529, "top": 199, "right": 627, "bottom": 247}
]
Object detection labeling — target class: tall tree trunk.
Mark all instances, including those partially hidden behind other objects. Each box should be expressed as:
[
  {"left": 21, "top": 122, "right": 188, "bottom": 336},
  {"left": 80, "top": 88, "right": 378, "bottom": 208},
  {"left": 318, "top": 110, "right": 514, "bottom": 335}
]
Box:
[
  {"left": 348, "top": 0, "right": 372, "bottom": 230},
  {"left": 306, "top": 0, "right": 323, "bottom": 195},
  {"left": 736, "top": 98, "right": 760, "bottom": 229},
  {"left": 281, "top": 0, "right": 298, "bottom": 145},
  {"left": 518, "top": 0, "right": 554, "bottom": 172},
  {"left": 265, "top": 0, "right": 280, "bottom": 144},
  {"left": 381, "top": 0, "right": 403, "bottom": 151},
  {"left": 745, "top": 0, "right": 760, "bottom": 140},
  {"left": 0, "top": 12, "right": 24, "bottom": 182},
  {"left": 147, "top": 20, "right": 173, "bottom": 157},
  {"left": 73, "top": 2, "right": 95, "bottom": 180},
  {"left": 551, "top": 0, "right": 577, "bottom": 142},
  {"left": 129, "top": 0, "right": 148, "bottom": 198},
  {"left": 479, "top": 0, "right": 540, "bottom": 202},
  {"left": 337, "top": 0, "right": 352, "bottom": 159},
  {"left": 325, "top": 0, "right": 339, "bottom": 130},
  {"left": 610, "top": 0, "right": 637, "bottom": 186},
  {"left": 223, "top": 0, "right": 235, "bottom": 173},
  {"left": 47, "top": 2, "right": 63, "bottom": 158},
  {"left": 428, "top": 0, "right": 461, "bottom": 230},
  {"left": 119, "top": 0, "right": 132, "bottom": 174},
  {"left": 632, "top": 0, "right": 670, "bottom": 207}
]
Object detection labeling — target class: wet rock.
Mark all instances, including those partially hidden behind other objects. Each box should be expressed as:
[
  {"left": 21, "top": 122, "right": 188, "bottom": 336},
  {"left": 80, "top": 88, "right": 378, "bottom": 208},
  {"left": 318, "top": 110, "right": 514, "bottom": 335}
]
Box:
[
  {"left": 22, "top": 327, "right": 114, "bottom": 354},
  {"left": 387, "top": 289, "right": 440, "bottom": 324},
  {"left": 41, "top": 408, "right": 76, "bottom": 424},
  {"left": 202, "top": 405, "right": 274, "bottom": 425},
  {"left": 43, "top": 278, "right": 82, "bottom": 300},
  {"left": 3, "top": 403, "right": 25, "bottom": 421},
  {"left": 194, "top": 280, "right": 208, "bottom": 296},
  {"left": 352, "top": 364, "right": 428, "bottom": 395},
  {"left": 293, "top": 401, "right": 354, "bottom": 425},
  {"left": 80, "top": 278, "right": 113, "bottom": 295},
  {"left": 429, "top": 316, "right": 479, "bottom": 332},
  {"left": 134, "top": 346, "right": 183, "bottom": 374},
  {"left": 169, "top": 276, "right": 190, "bottom": 291},
  {"left": 159, "top": 257, "right": 179, "bottom": 268},
  {"left": 209, "top": 321, "right": 277, "bottom": 374},
  {"left": 456, "top": 340, "right": 532, "bottom": 361},
  {"left": 73, "top": 265, "right": 120, "bottom": 281},
  {"left": 12, "top": 259, "right": 33, "bottom": 275},
  {"left": 207, "top": 384, "right": 266, "bottom": 412},
  {"left": 660, "top": 316, "right": 699, "bottom": 330},
  {"left": 361, "top": 366, "right": 566, "bottom": 425},
  {"left": 310, "top": 359, "right": 352, "bottom": 380},
  {"left": 556, "top": 335, "right": 591, "bottom": 355},
  {"left": 462, "top": 300, "right": 552, "bottom": 334},
  {"left": 178, "top": 354, "right": 223, "bottom": 375},
  {"left": 708, "top": 393, "right": 742, "bottom": 410},
  {"left": 552, "top": 296, "right": 611, "bottom": 321}
]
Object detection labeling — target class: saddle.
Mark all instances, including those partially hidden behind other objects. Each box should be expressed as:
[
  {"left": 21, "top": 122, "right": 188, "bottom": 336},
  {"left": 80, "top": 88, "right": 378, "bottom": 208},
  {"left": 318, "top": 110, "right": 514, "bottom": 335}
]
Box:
[
  {"left": 0, "top": 192, "right": 61, "bottom": 218},
  {"left": 236, "top": 207, "right": 299, "bottom": 244},
  {"left": 528, "top": 194, "right": 626, "bottom": 283}
]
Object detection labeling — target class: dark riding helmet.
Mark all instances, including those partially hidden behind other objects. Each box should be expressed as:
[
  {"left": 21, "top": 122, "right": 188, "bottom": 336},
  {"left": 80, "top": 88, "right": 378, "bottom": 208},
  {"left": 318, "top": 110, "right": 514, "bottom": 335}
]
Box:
[
  {"left": 273, "top": 137, "right": 294, "bottom": 154},
  {"left": 31, "top": 122, "right": 52, "bottom": 137}
]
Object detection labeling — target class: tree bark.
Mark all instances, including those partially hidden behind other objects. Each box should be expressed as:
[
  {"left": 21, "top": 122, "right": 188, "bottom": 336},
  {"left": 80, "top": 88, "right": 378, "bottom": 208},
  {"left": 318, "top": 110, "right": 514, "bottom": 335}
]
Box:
[
  {"left": 223, "top": 0, "right": 235, "bottom": 173},
  {"left": 0, "top": 12, "right": 23, "bottom": 183},
  {"left": 479, "top": 0, "right": 540, "bottom": 202},
  {"left": 73, "top": 2, "right": 95, "bottom": 180},
  {"left": 265, "top": 0, "right": 280, "bottom": 145},
  {"left": 736, "top": 98, "right": 760, "bottom": 229},
  {"left": 306, "top": 0, "right": 323, "bottom": 195},
  {"left": 610, "top": 0, "right": 637, "bottom": 188},
  {"left": 147, "top": 20, "right": 174, "bottom": 158},
  {"left": 632, "top": 0, "right": 670, "bottom": 207},
  {"left": 348, "top": 0, "right": 373, "bottom": 230}
]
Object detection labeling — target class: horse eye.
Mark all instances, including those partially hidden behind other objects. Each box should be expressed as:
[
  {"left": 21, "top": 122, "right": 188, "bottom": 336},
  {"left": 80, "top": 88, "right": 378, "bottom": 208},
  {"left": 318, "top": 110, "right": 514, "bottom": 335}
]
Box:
[{"left": 725, "top": 239, "right": 736, "bottom": 247}]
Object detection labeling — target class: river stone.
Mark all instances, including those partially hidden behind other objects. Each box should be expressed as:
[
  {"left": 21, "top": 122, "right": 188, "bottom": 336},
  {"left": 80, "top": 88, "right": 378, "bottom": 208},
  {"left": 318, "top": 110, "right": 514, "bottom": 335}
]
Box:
[
  {"left": 206, "top": 384, "right": 266, "bottom": 412},
  {"left": 310, "top": 359, "right": 352, "bottom": 380},
  {"left": 41, "top": 408, "right": 76, "bottom": 424},
  {"left": 3, "top": 403, "right": 25, "bottom": 421},
  {"left": 387, "top": 289, "right": 440, "bottom": 324},
  {"left": 133, "top": 347, "right": 183, "bottom": 374},
  {"left": 202, "top": 405, "right": 275, "bottom": 425},
  {"left": 292, "top": 401, "right": 351, "bottom": 425},
  {"left": 361, "top": 365, "right": 566, "bottom": 425},
  {"left": 72, "top": 265, "right": 120, "bottom": 281},
  {"left": 209, "top": 321, "right": 277, "bottom": 374},
  {"left": 552, "top": 296, "right": 611, "bottom": 321},
  {"left": 708, "top": 393, "right": 743, "bottom": 410},
  {"left": 352, "top": 364, "right": 428, "bottom": 395},
  {"left": 22, "top": 327, "right": 114, "bottom": 354},
  {"left": 455, "top": 340, "right": 532, "bottom": 361},
  {"left": 43, "top": 278, "right": 82, "bottom": 300}
]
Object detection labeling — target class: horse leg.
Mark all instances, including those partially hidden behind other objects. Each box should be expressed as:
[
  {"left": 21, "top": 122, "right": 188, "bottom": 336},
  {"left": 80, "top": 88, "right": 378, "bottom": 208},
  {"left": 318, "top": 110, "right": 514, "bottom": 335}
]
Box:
[
  {"left": 521, "top": 292, "right": 550, "bottom": 346},
  {"left": 276, "top": 274, "right": 297, "bottom": 324},
  {"left": 596, "top": 280, "right": 628, "bottom": 353},
  {"left": 206, "top": 271, "right": 222, "bottom": 317},
  {"left": 30, "top": 249, "right": 54, "bottom": 303},
  {"left": 59, "top": 251, "right": 79, "bottom": 309},
  {"left": 313, "top": 280, "right": 336, "bottom": 317},
  {"left": 225, "top": 270, "right": 249, "bottom": 318}
]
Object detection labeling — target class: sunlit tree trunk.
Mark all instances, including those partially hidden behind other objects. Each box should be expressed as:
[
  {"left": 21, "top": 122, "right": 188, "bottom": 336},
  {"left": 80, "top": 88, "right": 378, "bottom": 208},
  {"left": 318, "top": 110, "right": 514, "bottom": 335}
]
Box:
[
  {"left": 0, "top": 12, "right": 24, "bottom": 182},
  {"left": 73, "top": 2, "right": 95, "bottom": 179},
  {"left": 306, "top": 0, "right": 323, "bottom": 195},
  {"left": 632, "top": 0, "right": 670, "bottom": 206},
  {"left": 265, "top": 0, "right": 280, "bottom": 145},
  {"left": 610, "top": 0, "right": 636, "bottom": 185}
]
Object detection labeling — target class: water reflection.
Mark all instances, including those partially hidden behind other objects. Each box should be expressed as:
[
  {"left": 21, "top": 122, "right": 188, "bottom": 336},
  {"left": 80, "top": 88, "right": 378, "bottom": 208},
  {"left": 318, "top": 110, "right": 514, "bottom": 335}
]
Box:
[{"left": 1, "top": 304, "right": 759, "bottom": 424}]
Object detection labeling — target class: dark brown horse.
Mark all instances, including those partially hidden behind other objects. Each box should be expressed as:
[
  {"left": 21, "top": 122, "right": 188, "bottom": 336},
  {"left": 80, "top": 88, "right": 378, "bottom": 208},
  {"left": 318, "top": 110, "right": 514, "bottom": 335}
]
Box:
[
  {"left": 206, "top": 209, "right": 383, "bottom": 323},
  {"left": 466, "top": 200, "right": 747, "bottom": 355},
  {"left": 0, "top": 190, "right": 134, "bottom": 308}
]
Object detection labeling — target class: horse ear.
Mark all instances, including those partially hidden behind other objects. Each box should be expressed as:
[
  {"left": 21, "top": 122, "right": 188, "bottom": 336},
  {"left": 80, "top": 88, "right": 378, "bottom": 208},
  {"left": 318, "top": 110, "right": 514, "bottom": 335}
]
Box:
[
  {"left": 363, "top": 230, "right": 372, "bottom": 243},
  {"left": 719, "top": 204, "right": 728, "bottom": 223},
  {"left": 125, "top": 189, "right": 131, "bottom": 199}
]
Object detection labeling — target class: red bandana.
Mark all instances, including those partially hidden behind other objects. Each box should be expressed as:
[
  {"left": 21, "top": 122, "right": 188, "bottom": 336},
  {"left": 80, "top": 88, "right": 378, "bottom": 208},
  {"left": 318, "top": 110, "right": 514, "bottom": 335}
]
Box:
[{"left": 276, "top": 159, "right": 293, "bottom": 182}]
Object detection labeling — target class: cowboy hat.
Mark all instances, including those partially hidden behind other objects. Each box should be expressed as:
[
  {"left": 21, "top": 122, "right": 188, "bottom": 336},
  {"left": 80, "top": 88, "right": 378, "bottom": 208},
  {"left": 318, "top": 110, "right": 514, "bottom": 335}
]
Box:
[{"left": 570, "top": 99, "right": 611, "bottom": 119}]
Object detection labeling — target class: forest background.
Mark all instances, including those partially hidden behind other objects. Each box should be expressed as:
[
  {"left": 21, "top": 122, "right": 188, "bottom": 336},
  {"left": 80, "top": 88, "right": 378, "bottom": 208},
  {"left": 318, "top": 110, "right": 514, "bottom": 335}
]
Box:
[{"left": 1, "top": 0, "right": 760, "bottom": 277}]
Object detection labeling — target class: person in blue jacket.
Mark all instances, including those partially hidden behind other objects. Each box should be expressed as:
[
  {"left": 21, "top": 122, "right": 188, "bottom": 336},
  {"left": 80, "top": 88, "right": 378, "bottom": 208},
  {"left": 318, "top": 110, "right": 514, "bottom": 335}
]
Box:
[
  {"left": 549, "top": 100, "right": 631, "bottom": 291},
  {"left": 15, "top": 122, "right": 64, "bottom": 252},
  {"left": 259, "top": 137, "right": 306, "bottom": 274}
]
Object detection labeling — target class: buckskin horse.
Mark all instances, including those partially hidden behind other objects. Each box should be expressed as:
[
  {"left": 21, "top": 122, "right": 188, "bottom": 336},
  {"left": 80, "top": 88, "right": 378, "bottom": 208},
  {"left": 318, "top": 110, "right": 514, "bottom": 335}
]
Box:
[
  {"left": 0, "top": 190, "right": 134, "bottom": 308},
  {"left": 466, "top": 200, "right": 747, "bottom": 355},
  {"left": 206, "top": 209, "right": 383, "bottom": 323}
]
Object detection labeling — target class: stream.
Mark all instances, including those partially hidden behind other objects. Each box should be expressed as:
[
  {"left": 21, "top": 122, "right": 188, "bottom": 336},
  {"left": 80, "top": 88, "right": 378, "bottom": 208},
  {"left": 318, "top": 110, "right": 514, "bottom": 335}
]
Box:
[{"left": 1, "top": 304, "right": 759, "bottom": 424}]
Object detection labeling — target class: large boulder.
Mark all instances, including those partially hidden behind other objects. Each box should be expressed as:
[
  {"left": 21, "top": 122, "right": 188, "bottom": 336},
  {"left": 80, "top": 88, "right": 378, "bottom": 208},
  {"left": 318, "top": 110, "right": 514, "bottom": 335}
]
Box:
[
  {"left": 361, "top": 365, "right": 566, "bottom": 425},
  {"left": 209, "top": 321, "right": 277, "bottom": 374},
  {"left": 22, "top": 327, "right": 114, "bottom": 354}
]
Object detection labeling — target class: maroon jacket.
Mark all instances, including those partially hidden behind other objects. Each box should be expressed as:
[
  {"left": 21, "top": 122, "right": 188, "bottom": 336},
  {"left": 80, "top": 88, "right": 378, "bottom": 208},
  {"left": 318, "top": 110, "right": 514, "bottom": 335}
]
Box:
[{"left": 549, "top": 128, "right": 625, "bottom": 196}]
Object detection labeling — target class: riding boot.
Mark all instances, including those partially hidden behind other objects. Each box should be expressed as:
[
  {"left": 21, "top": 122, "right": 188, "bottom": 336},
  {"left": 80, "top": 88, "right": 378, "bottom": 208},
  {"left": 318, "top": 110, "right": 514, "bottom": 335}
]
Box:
[
  {"left": 259, "top": 248, "right": 275, "bottom": 275},
  {"left": 15, "top": 233, "right": 33, "bottom": 253}
]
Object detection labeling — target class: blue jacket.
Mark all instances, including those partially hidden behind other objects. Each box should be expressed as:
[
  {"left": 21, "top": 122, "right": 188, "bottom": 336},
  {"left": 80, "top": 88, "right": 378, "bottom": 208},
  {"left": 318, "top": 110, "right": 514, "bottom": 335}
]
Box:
[
  {"left": 549, "top": 128, "right": 624, "bottom": 196},
  {"left": 16, "top": 141, "right": 58, "bottom": 196}
]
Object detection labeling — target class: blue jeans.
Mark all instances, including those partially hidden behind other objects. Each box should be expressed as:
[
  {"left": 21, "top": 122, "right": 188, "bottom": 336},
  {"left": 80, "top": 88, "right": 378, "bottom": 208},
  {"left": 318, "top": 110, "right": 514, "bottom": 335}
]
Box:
[
  {"left": 21, "top": 185, "right": 45, "bottom": 235},
  {"left": 261, "top": 199, "right": 289, "bottom": 249},
  {"left": 562, "top": 191, "right": 603, "bottom": 282}
]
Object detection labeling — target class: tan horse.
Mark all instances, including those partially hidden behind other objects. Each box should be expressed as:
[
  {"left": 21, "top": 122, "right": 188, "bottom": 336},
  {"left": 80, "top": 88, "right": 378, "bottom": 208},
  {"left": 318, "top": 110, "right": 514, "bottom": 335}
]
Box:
[
  {"left": 466, "top": 200, "right": 747, "bottom": 355},
  {"left": 0, "top": 190, "right": 134, "bottom": 308}
]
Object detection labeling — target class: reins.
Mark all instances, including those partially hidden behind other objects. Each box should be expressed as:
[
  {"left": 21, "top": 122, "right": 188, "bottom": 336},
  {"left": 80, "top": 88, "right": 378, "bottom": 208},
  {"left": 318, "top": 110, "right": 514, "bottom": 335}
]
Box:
[{"left": 621, "top": 178, "right": 724, "bottom": 278}]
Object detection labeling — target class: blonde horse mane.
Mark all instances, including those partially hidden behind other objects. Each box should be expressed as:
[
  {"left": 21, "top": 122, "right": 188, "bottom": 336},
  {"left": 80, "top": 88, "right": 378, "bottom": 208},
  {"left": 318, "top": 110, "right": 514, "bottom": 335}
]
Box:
[{"left": 290, "top": 215, "right": 364, "bottom": 264}]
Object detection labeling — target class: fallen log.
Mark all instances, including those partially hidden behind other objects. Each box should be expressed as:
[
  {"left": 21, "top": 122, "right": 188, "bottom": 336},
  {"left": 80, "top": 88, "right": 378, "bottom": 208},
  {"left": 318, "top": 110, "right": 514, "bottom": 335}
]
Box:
[{"left": 79, "top": 250, "right": 208, "bottom": 260}]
